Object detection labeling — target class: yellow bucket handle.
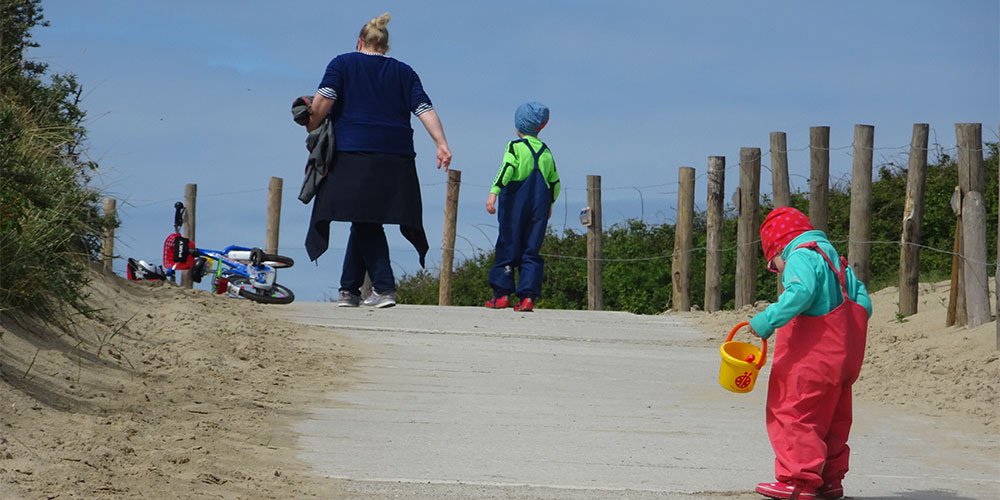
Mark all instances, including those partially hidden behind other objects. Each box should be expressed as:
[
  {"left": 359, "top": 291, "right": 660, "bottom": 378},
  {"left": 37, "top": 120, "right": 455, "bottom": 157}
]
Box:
[{"left": 726, "top": 321, "right": 767, "bottom": 370}]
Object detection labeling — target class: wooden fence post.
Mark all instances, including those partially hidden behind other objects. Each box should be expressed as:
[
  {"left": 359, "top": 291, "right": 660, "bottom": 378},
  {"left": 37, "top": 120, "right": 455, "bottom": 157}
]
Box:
[
  {"left": 705, "top": 156, "right": 725, "bottom": 312},
  {"left": 770, "top": 132, "right": 791, "bottom": 208},
  {"left": 962, "top": 191, "right": 990, "bottom": 328},
  {"left": 947, "top": 217, "right": 963, "bottom": 327},
  {"left": 899, "top": 123, "right": 929, "bottom": 317},
  {"left": 957, "top": 123, "right": 986, "bottom": 195},
  {"left": 439, "top": 169, "right": 461, "bottom": 306},
  {"left": 956, "top": 123, "right": 990, "bottom": 328},
  {"left": 849, "top": 124, "right": 874, "bottom": 285},
  {"left": 673, "top": 167, "right": 695, "bottom": 311},
  {"left": 266, "top": 177, "right": 282, "bottom": 255},
  {"left": 102, "top": 198, "right": 116, "bottom": 272},
  {"left": 769, "top": 132, "right": 791, "bottom": 296},
  {"left": 587, "top": 175, "right": 604, "bottom": 311},
  {"left": 809, "top": 126, "right": 830, "bottom": 233},
  {"left": 180, "top": 184, "right": 197, "bottom": 288},
  {"left": 735, "top": 147, "right": 761, "bottom": 309}
]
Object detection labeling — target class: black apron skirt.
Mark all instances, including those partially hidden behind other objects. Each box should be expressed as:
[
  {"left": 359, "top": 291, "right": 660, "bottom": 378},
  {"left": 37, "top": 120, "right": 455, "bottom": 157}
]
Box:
[{"left": 305, "top": 151, "right": 428, "bottom": 267}]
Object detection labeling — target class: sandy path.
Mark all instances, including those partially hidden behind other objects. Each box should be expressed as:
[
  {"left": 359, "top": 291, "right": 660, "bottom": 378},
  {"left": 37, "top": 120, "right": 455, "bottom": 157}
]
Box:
[{"left": 0, "top": 268, "right": 996, "bottom": 498}]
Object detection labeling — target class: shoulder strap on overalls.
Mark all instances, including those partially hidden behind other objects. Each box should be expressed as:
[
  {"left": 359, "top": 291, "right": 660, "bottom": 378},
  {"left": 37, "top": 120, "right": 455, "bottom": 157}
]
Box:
[
  {"left": 793, "top": 241, "right": 850, "bottom": 301},
  {"left": 520, "top": 139, "right": 548, "bottom": 171},
  {"left": 495, "top": 140, "right": 528, "bottom": 190}
]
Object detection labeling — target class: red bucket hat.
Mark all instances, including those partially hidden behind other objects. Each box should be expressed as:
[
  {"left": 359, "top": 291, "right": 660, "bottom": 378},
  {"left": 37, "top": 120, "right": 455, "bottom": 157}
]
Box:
[{"left": 760, "top": 207, "right": 814, "bottom": 263}]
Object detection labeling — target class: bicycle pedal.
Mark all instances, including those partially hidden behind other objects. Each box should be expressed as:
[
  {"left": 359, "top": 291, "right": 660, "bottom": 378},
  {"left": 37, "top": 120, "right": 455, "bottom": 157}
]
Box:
[{"left": 213, "top": 277, "right": 229, "bottom": 294}]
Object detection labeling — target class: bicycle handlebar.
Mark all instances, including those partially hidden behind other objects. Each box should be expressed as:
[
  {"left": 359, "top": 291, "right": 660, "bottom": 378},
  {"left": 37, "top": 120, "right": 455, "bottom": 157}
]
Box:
[{"left": 173, "top": 202, "right": 185, "bottom": 233}]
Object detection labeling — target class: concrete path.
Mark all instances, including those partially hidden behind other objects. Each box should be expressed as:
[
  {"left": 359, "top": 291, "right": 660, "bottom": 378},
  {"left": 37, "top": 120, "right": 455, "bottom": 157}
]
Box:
[{"left": 280, "top": 304, "right": 999, "bottom": 500}]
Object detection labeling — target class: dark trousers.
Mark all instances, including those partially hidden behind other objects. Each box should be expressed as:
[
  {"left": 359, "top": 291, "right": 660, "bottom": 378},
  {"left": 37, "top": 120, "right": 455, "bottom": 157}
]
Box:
[
  {"left": 340, "top": 222, "right": 395, "bottom": 294},
  {"left": 489, "top": 212, "right": 547, "bottom": 299}
]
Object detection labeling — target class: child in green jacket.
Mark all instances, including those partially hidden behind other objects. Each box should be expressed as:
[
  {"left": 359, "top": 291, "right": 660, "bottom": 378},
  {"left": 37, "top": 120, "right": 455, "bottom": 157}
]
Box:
[{"left": 484, "top": 102, "right": 560, "bottom": 312}]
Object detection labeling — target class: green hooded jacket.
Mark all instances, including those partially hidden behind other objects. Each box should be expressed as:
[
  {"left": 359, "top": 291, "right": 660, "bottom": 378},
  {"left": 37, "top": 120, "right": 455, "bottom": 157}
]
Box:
[
  {"left": 490, "top": 136, "right": 560, "bottom": 205},
  {"left": 749, "top": 230, "right": 873, "bottom": 339}
]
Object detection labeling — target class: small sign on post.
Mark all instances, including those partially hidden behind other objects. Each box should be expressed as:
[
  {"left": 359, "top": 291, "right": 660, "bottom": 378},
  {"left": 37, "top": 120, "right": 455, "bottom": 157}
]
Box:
[{"left": 950, "top": 186, "right": 962, "bottom": 215}]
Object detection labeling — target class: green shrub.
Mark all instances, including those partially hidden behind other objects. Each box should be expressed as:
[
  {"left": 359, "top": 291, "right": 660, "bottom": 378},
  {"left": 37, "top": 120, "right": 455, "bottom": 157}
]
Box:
[{"left": 0, "top": 1, "right": 116, "bottom": 322}]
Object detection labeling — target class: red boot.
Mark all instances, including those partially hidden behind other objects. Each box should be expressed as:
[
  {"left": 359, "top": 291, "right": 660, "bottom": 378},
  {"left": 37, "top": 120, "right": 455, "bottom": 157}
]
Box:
[
  {"left": 484, "top": 296, "right": 510, "bottom": 309},
  {"left": 817, "top": 481, "right": 843, "bottom": 499},
  {"left": 756, "top": 481, "right": 817, "bottom": 499},
  {"left": 514, "top": 297, "right": 534, "bottom": 312}
]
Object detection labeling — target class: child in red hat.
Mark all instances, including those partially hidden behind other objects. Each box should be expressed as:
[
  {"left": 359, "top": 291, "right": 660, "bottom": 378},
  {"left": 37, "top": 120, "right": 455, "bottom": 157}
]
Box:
[{"left": 749, "top": 207, "right": 872, "bottom": 500}]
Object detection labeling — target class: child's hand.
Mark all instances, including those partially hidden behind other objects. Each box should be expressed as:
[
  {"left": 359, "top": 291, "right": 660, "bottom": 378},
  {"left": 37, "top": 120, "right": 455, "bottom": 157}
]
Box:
[{"left": 486, "top": 193, "right": 497, "bottom": 214}]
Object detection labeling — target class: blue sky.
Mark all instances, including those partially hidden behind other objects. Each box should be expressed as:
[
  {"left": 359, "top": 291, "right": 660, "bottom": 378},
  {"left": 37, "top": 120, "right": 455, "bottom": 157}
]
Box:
[{"left": 29, "top": 1, "right": 999, "bottom": 302}]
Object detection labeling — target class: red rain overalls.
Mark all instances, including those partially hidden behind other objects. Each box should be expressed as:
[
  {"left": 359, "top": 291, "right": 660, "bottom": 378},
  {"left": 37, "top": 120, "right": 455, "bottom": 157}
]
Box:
[{"left": 766, "top": 242, "right": 868, "bottom": 488}]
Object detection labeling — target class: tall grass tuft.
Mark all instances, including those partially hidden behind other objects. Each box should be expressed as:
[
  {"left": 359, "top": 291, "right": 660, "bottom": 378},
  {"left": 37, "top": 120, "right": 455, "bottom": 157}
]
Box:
[{"left": 1, "top": 52, "right": 117, "bottom": 323}]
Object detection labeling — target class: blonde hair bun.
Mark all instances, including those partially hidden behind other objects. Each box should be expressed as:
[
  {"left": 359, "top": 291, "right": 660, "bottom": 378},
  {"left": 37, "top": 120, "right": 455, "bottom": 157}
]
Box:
[
  {"left": 370, "top": 12, "right": 390, "bottom": 29},
  {"left": 360, "top": 12, "right": 391, "bottom": 53}
]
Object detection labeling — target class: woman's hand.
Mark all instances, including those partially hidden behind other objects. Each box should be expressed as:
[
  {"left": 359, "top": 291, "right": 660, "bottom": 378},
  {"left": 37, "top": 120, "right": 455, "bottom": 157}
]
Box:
[
  {"left": 486, "top": 193, "right": 497, "bottom": 214},
  {"left": 417, "top": 109, "right": 451, "bottom": 171},
  {"left": 436, "top": 143, "right": 452, "bottom": 171}
]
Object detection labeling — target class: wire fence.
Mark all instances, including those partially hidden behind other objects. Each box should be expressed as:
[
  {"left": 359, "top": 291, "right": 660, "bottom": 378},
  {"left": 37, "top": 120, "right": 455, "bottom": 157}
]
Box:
[
  {"left": 109, "top": 135, "right": 997, "bottom": 280},
  {"left": 425, "top": 237, "right": 998, "bottom": 267},
  {"left": 366, "top": 235, "right": 1000, "bottom": 283}
]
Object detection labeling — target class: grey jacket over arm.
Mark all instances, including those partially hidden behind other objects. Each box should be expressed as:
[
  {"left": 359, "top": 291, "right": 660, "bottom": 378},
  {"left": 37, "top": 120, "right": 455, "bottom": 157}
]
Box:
[{"left": 291, "top": 95, "right": 334, "bottom": 204}]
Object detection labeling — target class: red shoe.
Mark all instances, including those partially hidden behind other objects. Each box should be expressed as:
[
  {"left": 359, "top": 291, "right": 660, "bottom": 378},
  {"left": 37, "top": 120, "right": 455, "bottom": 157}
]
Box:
[
  {"left": 818, "top": 481, "right": 843, "bottom": 499},
  {"left": 484, "top": 296, "right": 510, "bottom": 309},
  {"left": 514, "top": 297, "right": 534, "bottom": 312},
  {"left": 755, "top": 481, "right": 817, "bottom": 499}
]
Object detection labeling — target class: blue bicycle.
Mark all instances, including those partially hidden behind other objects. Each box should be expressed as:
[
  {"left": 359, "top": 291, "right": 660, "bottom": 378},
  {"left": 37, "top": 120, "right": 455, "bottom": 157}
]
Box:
[{"left": 137, "top": 202, "right": 296, "bottom": 304}]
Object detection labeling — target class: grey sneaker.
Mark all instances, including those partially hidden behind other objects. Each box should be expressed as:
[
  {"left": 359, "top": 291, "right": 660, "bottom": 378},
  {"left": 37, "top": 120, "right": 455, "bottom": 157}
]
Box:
[
  {"left": 363, "top": 290, "right": 396, "bottom": 308},
  {"left": 337, "top": 290, "right": 362, "bottom": 307}
]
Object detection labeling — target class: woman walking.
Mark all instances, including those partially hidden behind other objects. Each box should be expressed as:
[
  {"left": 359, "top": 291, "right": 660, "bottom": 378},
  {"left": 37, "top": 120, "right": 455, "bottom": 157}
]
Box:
[{"left": 303, "top": 12, "right": 452, "bottom": 308}]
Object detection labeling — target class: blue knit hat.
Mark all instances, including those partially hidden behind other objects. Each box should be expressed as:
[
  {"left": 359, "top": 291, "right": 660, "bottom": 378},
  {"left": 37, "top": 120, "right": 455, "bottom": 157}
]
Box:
[{"left": 514, "top": 101, "right": 549, "bottom": 135}]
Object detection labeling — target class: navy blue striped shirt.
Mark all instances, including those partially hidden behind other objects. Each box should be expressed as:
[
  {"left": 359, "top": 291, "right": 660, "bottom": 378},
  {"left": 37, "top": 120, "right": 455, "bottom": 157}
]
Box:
[{"left": 318, "top": 51, "right": 433, "bottom": 157}]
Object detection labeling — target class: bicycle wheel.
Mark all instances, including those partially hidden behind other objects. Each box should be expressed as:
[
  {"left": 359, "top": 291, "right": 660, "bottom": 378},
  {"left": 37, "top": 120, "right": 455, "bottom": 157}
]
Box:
[
  {"left": 227, "top": 277, "right": 295, "bottom": 305},
  {"left": 261, "top": 253, "right": 294, "bottom": 269}
]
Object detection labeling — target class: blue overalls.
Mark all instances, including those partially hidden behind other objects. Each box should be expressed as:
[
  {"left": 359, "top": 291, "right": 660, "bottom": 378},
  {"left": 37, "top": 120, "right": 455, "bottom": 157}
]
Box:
[{"left": 490, "top": 139, "right": 555, "bottom": 299}]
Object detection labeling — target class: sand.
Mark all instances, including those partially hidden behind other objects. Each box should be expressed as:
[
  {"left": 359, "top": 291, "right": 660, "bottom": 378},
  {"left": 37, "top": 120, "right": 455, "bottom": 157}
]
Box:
[
  {"left": 0, "top": 265, "right": 368, "bottom": 498},
  {"left": 0, "top": 267, "right": 996, "bottom": 498}
]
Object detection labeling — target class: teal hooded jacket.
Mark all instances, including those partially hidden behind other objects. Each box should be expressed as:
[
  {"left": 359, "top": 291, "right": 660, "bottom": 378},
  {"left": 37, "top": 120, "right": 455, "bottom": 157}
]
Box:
[{"left": 749, "top": 230, "right": 873, "bottom": 339}]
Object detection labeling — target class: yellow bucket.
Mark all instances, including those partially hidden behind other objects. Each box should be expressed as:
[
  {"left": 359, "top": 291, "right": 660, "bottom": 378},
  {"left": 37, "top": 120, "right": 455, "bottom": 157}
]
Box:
[{"left": 718, "top": 321, "right": 768, "bottom": 393}]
